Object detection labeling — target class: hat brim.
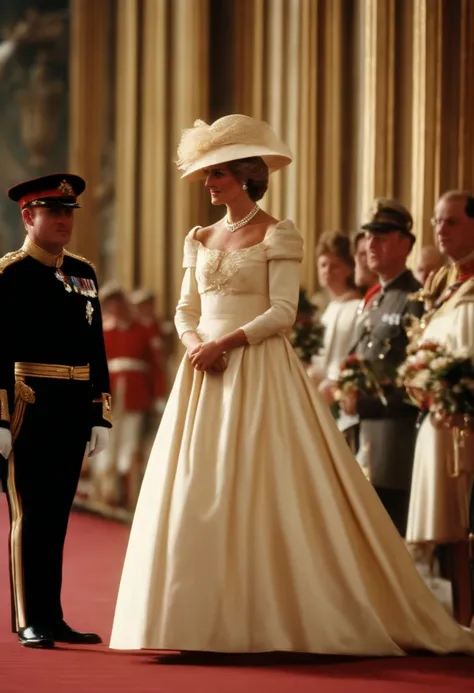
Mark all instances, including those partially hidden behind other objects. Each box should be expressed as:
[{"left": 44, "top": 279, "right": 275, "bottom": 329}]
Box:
[
  {"left": 29, "top": 200, "right": 80, "bottom": 209},
  {"left": 362, "top": 222, "right": 415, "bottom": 239},
  {"left": 180, "top": 143, "right": 292, "bottom": 180}
]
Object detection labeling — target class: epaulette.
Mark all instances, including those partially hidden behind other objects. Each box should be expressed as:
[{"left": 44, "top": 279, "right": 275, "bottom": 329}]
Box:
[
  {"left": 427, "top": 265, "right": 450, "bottom": 295},
  {"left": 64, "top": 249, "right": 96, "bottom": 272},
  {"left": 0, "top": 249, "right": 28, "bottom": 275},
  {"left": 411, "top": 265, "right": 452, "bottom": 308}
]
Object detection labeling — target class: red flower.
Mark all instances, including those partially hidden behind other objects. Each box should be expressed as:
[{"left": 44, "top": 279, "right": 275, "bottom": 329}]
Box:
[
  {"left": 419, "top": 341, "right": 442, "bottom": 353},
  {"left": 412, "top": 362, "right": 429, "bottom": 371},
  {"left": 343, "top": 355, "right": 361, "bottom": 367}
]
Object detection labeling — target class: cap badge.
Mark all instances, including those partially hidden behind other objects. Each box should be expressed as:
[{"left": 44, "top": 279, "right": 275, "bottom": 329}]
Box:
[{"left": 58, "top": 180, "right": 74, "bottom": 196}]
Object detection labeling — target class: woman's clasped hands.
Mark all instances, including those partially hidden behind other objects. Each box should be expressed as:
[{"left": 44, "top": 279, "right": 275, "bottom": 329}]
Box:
[{"left": 188, "top": 340, "right": 228, "bottom": 373}]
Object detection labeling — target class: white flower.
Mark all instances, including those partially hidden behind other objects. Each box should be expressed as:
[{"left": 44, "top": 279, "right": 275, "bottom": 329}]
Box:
[
  {"left": 453, "top": 347, "right": 470, "bottom": 360},
  {"left": 429, "top": 357, "right": 450, "bottom": 371},
  {"left": 409, "top": 371, "right": 430, "bottom": 389},
  {"left": 416, "top": 350, "right": 437, "bottom": 364}
]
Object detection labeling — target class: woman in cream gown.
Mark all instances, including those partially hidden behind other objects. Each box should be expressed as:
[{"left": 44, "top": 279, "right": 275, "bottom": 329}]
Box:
[{"left": 110, "top": 115, "right": 474, "bottom": 656}]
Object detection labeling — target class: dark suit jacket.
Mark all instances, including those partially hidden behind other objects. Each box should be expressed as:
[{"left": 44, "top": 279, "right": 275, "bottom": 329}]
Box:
[{"left": 350, "top": 269, "right": 424, "bottom": 490}]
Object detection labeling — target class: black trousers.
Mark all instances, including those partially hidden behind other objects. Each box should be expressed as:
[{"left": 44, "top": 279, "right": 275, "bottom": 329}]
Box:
[
  {"left": 374, "top": 486, "right": 410, "bottom": 538},
  {"left": 3, "top": 378, "right": 91, "bottom": 632}
]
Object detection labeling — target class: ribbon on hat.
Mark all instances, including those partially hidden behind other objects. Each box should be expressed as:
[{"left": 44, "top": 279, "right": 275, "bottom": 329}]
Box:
[{"left": 176, "top": 115, "right": 277, "bottom": 171}]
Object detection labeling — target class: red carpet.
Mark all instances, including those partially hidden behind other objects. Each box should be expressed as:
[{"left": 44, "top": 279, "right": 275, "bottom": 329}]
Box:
[{"left": 1, "top": 501, "right": 474, "bottom": 692}]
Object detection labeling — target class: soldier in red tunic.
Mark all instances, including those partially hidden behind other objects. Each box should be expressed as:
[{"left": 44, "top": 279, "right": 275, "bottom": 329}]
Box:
[
  {"left": 92, "top": 282, "right": 165, "bottom": 508},
  {"left": 129, "top": 287, "right": 167, "bottom": 403}
]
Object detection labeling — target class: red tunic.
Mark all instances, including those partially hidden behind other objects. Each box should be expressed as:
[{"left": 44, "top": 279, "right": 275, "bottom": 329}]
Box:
[{"left": 103, "top": 317, "right": 165, "bottom": 412}]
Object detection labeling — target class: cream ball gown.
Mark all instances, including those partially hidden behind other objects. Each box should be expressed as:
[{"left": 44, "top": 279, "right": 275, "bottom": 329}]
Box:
[{"left": 110, "top": 220, "right": 474, "bottom": 656}]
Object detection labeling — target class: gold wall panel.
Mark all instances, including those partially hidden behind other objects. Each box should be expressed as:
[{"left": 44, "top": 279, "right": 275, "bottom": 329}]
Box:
[{"left": 69, "top": 0, "right": 474, "bottom": 297}]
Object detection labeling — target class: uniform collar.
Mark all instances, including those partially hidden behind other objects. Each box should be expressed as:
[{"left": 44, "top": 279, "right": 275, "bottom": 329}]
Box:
[
  {"left": 379, "top": 268, "right": 408, "bottom": 290},
  {"left": 22, "top": 236, "right": 64, "bottom": 268},
  {"left": 451, "top": 249, "right": 474, "bottom": 281},
  {"left": 453, "top": 248, "right": 474, "bottom": 269}
]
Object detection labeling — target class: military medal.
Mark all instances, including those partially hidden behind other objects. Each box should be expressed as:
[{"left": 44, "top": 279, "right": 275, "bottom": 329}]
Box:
[
  {"left": 55, "top": 269, "right": 73, "bottom": 292},
  {"left": 86, "top": 301, "right": 94, "bottom": 325},
  {"left": 55, "top": 270, "right": 97, "bottom": 298}
]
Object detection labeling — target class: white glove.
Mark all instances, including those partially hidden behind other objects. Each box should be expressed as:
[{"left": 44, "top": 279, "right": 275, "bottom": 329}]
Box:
[
  {"left": 87, "top": 426, "right": 110, "bottom": 457},
  {"left": 0, "top": 428, "right": 12, "bottom": 459}
]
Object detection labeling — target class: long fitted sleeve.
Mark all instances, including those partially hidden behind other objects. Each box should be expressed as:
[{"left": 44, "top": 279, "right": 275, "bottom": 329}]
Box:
[
  {"left": 241, "top": 259, "right": 300, "bottom": 344},
  {"left": 175, "top": 268, "right": 202, "bottom": 339},
  {"left": 241, "top": 220, "right": 304, "bottom": 344},
  {"left": 174, "top": 228, "right": 201, "bottom": 340}
]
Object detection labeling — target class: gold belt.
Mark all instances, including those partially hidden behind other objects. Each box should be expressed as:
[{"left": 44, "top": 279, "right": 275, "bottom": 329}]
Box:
[{"left": 15, "top": 362, "right": 90, "bottom": 381}]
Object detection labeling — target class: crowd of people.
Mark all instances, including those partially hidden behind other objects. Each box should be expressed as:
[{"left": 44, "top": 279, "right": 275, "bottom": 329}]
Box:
[{"left": 298, "top": 196, "right": 472, "bottom": 626}]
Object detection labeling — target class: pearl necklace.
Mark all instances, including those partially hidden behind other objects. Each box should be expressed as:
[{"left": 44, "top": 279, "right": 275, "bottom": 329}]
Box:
[{"left": 225, "top": 204, "right": 260, "bottom": 233}]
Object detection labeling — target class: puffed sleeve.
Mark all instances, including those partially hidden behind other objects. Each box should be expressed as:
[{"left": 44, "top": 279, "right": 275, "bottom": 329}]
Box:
[
  {"left": 182, "top": 226, "right": 200, "bottom": 268},
  {"left": 241, "top": 220, "right": 304, "bottom": 345},
  {"left": 174, "top": 227, "right": 202, "bottom": 340}
]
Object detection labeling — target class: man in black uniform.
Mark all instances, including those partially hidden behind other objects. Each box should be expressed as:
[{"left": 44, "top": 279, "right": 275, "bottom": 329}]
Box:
[
  {"left": 340, "top": 199, "right": 424, "bottom": 537},
  {"left": 0, "top": 174, "right": 112, "bottom": 648}
]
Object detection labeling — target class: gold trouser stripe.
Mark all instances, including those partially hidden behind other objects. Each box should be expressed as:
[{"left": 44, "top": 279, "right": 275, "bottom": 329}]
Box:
[
  {"left": 7, "top": 379, "right": 35, "bottom": 631},
  {"left": 7, "top": 452, "right": 26, "bottom": 630},
  {"left": 15, "top": 363, "right": 90, "bottom": 381}
]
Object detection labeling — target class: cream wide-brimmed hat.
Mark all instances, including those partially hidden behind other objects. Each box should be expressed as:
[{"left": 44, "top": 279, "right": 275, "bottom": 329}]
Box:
[{"left": 176, "top": 114, "right": 293, "bottom": 180}]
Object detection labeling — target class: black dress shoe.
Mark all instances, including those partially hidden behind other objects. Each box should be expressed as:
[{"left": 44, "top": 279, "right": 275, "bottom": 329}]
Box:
[
  {"left": 18, "top": 626, "right": 55, "bottom": 649},
  {"left": 50, "top": 621, "right": 102, "bottom": 645}
]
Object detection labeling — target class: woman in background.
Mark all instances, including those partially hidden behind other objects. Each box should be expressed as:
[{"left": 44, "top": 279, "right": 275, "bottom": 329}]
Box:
[{"left": 308, "top": 231, "right": 361, "bottom": 404}]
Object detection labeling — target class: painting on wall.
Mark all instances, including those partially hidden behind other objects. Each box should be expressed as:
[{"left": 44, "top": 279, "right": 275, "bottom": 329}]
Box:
[{"left": 0, "top": 0, "right": 69, "bottom": 254}]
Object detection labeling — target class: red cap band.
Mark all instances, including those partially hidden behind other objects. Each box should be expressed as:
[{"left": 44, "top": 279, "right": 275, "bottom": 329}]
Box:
[{"left": 19, "top": 189, "right": 75, "bottom": 209}]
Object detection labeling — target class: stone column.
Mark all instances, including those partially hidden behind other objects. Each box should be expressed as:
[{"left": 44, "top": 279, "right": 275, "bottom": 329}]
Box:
[{"left": 68, "top": 0, "right": 110, "bottom": 270}]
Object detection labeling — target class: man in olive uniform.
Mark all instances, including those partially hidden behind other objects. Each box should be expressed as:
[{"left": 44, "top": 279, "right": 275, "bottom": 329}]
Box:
[
  {"left": 0, "top": 174, "right": 112, "bottom": 648},
  {"left": 340, "top": 199, "right": 424, "bottom": 536}
]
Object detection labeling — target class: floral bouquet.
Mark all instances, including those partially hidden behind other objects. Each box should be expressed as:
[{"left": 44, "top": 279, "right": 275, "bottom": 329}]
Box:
[
  {"left": 333, "top": 354, "right": 390, "bottom": 407},
  {"left": 397, "top": 341, "right": 474, "bottom": 419},
  {"left": 289, "top": 290, "right": 325, "bottom": 364},
  {"left": 397, "top": 341, "right": 474, "bottom": 476}
]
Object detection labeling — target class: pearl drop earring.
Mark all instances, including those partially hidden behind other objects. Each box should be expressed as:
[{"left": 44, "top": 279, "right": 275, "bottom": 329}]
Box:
[{"left": 242, "top": 184, "right": 248, "bottom": 191}]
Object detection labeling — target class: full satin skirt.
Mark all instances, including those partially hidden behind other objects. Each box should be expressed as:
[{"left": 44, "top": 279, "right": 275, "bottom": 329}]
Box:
[{"left": 110, "top": 335, "right": 474, "bottom": 655}]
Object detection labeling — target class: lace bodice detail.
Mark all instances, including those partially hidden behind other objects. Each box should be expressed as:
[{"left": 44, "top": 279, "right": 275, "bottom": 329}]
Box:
[
  {"left": 175, "top": 219, "right": 303, "bottom": 345},
  {"left": 182, "top": 220, "right": 303, "bottom": 297},
  {"left": 196, "top": 244, "right": 266, "bottom": 295}
]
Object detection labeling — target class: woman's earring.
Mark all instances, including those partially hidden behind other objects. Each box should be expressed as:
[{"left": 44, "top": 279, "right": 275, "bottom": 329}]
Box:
[{"left": 242, "top": 184, "right": 248, "bottom": 191}]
